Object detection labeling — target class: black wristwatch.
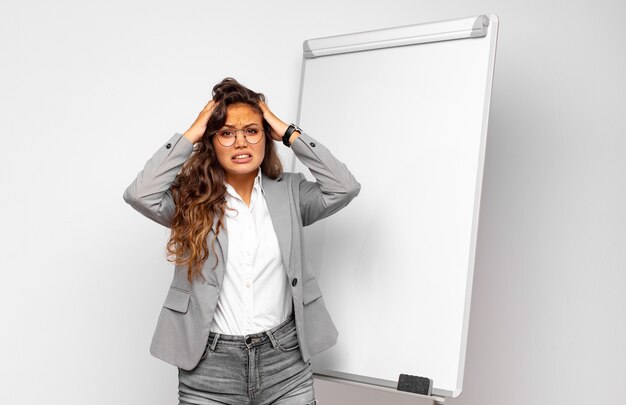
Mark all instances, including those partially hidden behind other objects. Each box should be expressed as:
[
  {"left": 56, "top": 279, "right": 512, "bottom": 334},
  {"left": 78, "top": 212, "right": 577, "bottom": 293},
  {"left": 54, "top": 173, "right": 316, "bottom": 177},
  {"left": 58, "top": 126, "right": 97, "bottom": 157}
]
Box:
[{"left": 283, "top": 124, "right": 303, "bottom": 147}]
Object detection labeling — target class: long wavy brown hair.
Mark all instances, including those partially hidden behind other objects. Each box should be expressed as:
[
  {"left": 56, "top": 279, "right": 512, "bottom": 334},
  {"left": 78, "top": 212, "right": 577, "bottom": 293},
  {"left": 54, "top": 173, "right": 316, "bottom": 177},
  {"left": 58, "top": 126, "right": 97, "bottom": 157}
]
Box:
[{"left": 167, "top": 78, "right": 283, "bottom": 281}]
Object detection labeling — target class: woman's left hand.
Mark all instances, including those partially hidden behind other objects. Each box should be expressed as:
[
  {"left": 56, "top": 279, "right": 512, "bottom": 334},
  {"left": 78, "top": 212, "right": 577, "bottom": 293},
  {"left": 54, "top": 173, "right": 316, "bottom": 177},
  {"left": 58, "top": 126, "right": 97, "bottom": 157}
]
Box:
[{"left": 259, "top": 101, "right": 291, "bottom": 142}]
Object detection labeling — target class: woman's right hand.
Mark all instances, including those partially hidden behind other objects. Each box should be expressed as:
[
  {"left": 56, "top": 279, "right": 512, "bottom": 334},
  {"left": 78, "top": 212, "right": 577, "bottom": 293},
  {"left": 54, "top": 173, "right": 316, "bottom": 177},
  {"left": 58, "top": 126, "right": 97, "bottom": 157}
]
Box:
[{"left": 183, "top": 99, "right": 217, "bottom": 144}]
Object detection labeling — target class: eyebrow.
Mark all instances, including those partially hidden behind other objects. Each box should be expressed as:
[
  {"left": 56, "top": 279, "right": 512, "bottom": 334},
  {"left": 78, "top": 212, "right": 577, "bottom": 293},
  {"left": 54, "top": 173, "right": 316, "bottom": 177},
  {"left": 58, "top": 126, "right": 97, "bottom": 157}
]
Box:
[{"left": 222, "top": 123, "right": 262, "bottom": 128}]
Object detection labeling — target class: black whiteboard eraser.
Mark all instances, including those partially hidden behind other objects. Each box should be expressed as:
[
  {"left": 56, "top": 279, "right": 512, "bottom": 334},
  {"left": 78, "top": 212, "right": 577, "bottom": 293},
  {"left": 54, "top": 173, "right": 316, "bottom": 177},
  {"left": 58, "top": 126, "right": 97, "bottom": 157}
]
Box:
[{"left": 397, "top": 374, "right": 433, "bottom": 396}]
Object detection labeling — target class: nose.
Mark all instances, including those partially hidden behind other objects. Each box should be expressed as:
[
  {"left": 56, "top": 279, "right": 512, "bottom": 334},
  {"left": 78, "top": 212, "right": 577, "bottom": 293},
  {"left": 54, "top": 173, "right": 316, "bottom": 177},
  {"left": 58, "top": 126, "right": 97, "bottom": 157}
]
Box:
[{"left": 233, "top": 131, "right": 249, "bottom": 148}]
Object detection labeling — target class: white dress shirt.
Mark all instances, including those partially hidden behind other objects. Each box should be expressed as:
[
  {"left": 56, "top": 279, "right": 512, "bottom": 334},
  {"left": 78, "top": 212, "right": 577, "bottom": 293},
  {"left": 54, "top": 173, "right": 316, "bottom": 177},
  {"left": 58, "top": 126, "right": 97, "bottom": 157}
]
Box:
[{"left": 210, "top": 170, "right": 293, "bottom": 335}]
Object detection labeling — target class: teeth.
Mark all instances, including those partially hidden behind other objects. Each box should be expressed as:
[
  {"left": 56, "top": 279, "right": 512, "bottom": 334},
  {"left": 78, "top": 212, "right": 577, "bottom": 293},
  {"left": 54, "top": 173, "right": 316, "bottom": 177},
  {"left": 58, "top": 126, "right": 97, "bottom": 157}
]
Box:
[{"left": 234, "top": 154, "right": 250, "bottom": 159}]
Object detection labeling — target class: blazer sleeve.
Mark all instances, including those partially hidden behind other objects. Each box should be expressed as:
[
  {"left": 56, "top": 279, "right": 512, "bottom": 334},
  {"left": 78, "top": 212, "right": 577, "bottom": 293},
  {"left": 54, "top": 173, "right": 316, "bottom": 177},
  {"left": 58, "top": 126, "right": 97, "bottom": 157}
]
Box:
[
  {"left": 123, "top": 133, "right": 194, "bottom": 228},
  {"left": 291, "top": 133, "right": 361, "bottom": 226}
]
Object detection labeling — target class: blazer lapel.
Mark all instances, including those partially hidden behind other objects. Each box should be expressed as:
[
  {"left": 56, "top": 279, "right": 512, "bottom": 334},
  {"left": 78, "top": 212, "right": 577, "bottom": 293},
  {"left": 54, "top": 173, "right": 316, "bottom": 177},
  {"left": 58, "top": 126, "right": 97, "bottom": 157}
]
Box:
[
  {"left": 216, "top": 227, "right": 228, "bottom": 263},
  {"left": 208, "top": 220, "right": 227, "bottom": 287},
  {"left": 262, "top": 174, "right": 292, "bottom": 276}
]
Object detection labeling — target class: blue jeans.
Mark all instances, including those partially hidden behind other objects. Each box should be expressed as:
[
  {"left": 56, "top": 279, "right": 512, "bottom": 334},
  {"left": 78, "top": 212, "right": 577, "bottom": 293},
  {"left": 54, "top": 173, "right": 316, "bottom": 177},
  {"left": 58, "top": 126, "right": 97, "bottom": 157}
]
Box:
[{"left": 178, "top": 316, "right": 316, "bottom": 405}]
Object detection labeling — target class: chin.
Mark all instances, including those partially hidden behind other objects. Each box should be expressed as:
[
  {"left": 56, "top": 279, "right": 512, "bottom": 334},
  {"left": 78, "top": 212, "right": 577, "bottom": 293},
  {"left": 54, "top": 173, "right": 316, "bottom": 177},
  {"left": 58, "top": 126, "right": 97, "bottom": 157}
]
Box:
[{"left": 225, "top": 162, "right": 262, "bottom": 177}]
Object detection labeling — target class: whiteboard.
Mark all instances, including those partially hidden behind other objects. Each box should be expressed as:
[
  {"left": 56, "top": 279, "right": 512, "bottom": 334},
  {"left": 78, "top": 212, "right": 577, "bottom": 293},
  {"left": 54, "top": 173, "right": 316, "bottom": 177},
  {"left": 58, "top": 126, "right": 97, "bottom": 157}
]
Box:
[{"left": 291, "top": 15, "right": 498, "bottom": 398}]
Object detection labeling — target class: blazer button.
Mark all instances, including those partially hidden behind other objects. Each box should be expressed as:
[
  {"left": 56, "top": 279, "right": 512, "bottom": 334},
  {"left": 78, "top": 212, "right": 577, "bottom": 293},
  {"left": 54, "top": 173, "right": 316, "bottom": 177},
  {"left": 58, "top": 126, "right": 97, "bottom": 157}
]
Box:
[
  {"left": 310, "top": 142, "right": 316, "bottom": 147},
  {"left": 166, "top": 143, "right": 172, "bottom": 149},
  {"left": 292, "top": 278, "right": 298, "bottom": 287}
]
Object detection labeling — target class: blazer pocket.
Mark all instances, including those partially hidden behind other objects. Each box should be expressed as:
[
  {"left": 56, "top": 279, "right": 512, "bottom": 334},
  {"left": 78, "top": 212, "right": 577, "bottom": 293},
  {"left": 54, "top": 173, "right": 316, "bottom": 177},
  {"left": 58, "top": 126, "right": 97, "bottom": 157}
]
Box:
[
  {"left": 163, "top": 287, "right": 191, "bottom": 314},
  {"left": 303, "top": 279, "right": 323, "bottom": 305}
]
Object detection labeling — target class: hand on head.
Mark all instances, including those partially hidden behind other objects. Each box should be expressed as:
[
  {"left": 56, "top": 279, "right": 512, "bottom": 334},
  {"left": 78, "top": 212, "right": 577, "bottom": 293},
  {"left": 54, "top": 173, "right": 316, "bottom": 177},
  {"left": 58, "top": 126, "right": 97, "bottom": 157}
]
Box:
[
  {"left": 183, "top": 99, "right": 218, "bottom": 144},
  {"left": 258, "top": 101, "right": 289, "bottom": 142}
]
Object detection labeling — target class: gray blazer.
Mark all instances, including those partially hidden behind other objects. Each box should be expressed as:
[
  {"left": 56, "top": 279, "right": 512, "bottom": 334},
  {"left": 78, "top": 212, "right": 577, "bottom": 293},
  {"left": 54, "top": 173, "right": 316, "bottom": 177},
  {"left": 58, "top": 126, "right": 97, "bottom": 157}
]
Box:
[{"left": 123, "top": 132, "right": 360, "bottom": 370}]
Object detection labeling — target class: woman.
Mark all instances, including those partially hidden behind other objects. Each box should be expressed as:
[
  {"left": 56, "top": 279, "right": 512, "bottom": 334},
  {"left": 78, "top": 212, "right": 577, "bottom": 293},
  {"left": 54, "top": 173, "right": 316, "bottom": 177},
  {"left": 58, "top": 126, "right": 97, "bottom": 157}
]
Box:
[{"left": 124, "top": 78, "right": 360, "bottom": 405}]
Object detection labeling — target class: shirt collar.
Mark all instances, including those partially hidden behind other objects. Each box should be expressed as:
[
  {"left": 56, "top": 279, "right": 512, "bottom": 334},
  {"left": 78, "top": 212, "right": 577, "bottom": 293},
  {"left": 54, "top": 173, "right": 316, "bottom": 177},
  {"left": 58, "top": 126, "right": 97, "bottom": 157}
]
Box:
[{"left": 255, "top": 168, "right": 265, "bottom": 195}]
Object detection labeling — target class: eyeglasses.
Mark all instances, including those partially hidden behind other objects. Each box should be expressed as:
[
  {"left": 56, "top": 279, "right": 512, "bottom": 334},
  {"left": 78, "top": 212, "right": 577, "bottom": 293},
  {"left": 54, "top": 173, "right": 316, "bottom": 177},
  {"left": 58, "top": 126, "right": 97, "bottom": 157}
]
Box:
[{"left": 213, "top": 126, "right": 265, "bottom": 147}]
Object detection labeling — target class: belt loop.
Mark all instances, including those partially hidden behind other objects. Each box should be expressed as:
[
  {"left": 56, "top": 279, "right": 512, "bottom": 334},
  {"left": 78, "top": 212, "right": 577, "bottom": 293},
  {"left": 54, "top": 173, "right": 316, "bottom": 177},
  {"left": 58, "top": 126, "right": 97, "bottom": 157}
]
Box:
[
  {"left": 265, "top": 330, "right": 279, "bottom": 349},
  {"left": 210, "top": 333, "right": 220, "bottom": 351}
]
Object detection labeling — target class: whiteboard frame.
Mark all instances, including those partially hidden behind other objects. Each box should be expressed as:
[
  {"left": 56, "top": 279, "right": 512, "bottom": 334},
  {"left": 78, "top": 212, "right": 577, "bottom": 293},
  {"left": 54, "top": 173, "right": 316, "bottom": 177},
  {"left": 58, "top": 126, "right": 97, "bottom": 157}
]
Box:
[
  {"left": 302, "top": 15, "right": 489, "bottom": 58},
  {"left": 293, "top": 14, "right": 499, "bottom": 400}
]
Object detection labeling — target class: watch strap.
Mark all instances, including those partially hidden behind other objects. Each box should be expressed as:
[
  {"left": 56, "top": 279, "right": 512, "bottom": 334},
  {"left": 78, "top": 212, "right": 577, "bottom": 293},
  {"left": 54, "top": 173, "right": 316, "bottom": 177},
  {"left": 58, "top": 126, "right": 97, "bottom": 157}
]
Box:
[{"left": 282, "top": 124, "right": 302, "bottom": 147}]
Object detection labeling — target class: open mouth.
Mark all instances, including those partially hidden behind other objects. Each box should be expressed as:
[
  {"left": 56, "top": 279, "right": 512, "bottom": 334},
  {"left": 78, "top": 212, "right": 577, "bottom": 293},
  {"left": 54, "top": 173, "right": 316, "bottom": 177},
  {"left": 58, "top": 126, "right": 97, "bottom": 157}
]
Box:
[{"left": 232, "top": 154, "right": 251, "bottom": 160}]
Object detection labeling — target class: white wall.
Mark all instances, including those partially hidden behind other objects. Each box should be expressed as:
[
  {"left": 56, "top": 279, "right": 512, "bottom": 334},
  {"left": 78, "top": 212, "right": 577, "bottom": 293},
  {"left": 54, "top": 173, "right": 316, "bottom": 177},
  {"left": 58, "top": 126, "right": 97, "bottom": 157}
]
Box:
[{"left": 1, "top": 1, "right": 624, "bottom": 404}]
